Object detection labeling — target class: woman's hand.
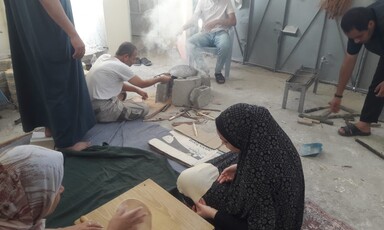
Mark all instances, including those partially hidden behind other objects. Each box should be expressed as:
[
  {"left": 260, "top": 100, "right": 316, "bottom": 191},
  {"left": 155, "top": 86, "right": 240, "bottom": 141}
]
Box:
[
  {"left": 107, "top": 206, "right": 148, "bottom": 230},
  {"left": 59, "top": 220, "right": 103, "bottom": 230},
  {"left": 217, "top": 164, "right": 237, "bottom": 183},
  {"left": 193, "top": 198, "right": 218, "bottom": 219}
]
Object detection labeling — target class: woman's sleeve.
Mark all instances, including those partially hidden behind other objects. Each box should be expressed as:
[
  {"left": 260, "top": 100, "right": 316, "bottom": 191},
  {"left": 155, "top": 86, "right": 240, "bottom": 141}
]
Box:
[{"left": 213, "top": 210, "right": 248, "bottom": 230}]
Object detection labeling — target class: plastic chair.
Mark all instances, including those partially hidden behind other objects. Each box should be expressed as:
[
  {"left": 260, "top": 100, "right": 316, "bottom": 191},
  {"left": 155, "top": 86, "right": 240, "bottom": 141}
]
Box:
[{"left": 188, "top": 27, "right": 234, "bottom": 78}]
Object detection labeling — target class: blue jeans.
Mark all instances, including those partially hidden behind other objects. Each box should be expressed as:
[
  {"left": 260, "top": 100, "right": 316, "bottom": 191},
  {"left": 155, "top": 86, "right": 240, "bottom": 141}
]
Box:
[{"left": 187, "top": 30, "right": 230, "bottom": 74}]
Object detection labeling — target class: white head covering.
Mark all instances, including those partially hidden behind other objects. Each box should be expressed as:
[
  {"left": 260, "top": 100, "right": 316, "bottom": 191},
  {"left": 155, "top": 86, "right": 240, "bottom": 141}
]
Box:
[
  {"left": 177, "top": 163, "right": 219, "bottom": 202},
  {"left": 0, "top": 145, "right": 64, "bottom": 230}
]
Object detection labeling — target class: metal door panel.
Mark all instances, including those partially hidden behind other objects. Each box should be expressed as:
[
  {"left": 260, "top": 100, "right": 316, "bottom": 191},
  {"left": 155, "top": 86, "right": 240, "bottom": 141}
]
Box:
[
  {"left": 230, "top": 0, "right": 378, "bottom": 92},
  {"left": 277, "top": 0, "right": 324, "bottom": 73},
  {"left": 245, "top": 0, "right": 286, "bottom": 69}
]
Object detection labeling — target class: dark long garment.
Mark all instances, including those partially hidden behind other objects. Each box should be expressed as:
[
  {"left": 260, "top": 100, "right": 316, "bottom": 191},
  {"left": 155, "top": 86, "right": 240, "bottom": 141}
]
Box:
[
  {"left": 205, "top": 103, "right": 305, "bottom": 230},
  {"left": 46, "top": 145, "right": 178, "bottom": 228},
  {"left": 4, "top": 0, "right": 95, "bottom": 148},
  {"left": 346, "top": 1, "right": 384, "bottom": 123}
]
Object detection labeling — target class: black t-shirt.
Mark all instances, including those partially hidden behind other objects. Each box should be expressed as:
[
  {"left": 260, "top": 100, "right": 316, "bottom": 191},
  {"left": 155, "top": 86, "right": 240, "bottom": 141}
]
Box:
[{"left": 347, "top": 2, "right": 384, "bottom": 56}]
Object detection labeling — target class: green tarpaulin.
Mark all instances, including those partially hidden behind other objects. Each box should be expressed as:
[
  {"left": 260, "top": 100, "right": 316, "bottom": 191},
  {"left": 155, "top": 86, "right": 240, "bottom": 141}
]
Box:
[{"left": 46, "top": 145, "right": 178, "bottom": 228}]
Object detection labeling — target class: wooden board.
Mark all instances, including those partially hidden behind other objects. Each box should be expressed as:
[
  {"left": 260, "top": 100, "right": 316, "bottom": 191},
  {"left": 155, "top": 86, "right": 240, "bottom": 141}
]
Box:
[
  {"left": 149, "top": 130, "right": 224, "bottom": 167},
  {"left": 75, "top": 179, "right": 213, "bottom": 230},
  {"left": 174, "top": 124, "right": 229, "bottom": 152}
]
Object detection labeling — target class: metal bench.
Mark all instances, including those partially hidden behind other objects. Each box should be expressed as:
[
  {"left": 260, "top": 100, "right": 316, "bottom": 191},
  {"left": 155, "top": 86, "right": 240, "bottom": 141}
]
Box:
[{"left": 282, "top": 66, "right": 319, "bottom": 113}]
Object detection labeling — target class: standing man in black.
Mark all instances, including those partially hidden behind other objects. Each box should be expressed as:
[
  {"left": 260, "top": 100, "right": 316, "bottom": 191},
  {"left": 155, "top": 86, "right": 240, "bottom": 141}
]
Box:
[{"left": 330, "top": 2, "right": 384, "bottom": 136}]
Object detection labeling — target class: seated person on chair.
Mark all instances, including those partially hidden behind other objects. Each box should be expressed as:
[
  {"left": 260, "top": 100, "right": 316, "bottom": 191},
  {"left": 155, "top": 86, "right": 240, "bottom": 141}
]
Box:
[
  {"left": 177, "top": 103, "right": 305, "bottom": 230},
  {"left": 181, "top": 0, "right": 236, "bottom": 84},
  {"left": 0, "top": 145, "right": 148, "bottom": 230},
  {"left": 86, "top": 42, "right": 171, "bottom": 122}
]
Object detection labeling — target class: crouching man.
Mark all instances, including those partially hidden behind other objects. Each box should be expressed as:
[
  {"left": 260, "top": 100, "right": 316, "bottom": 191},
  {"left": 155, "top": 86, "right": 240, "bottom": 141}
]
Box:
[{"left": 86, "top": 42, "right": 171, "bottom": 122}]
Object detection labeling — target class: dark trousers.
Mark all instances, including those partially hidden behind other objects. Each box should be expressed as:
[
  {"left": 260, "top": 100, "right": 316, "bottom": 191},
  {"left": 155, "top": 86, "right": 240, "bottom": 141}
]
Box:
[{"left": 360, "top": 56, "right": 384, "bottom": 123}]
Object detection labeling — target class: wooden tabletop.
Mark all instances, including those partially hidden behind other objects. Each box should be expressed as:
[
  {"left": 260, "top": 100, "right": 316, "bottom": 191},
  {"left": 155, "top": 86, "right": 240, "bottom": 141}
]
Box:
[{"left": 75, "top": 179, "right": 213, "bottom": 230}]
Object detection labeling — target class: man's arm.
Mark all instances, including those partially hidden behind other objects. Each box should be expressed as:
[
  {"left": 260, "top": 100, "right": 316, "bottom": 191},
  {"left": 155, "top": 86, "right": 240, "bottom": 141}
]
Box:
[
  {"left": 122, "top": 82, "right": 148, "bottom": 100},
  {"left": 122, "top": 83, "right": 142, "bottom": 93},
  {"left": 128, "top": 74, "right": 171, "bottom": 88},
  {"left": 182, "top": 14, "right": 199, "bottom": 31},
  {"left": 39, "top": 0, "right": 85, "bottom": 59},
  {"left": 181, "top": 0, "right": 202, "bottom": 31},
  {"left": 329, "top": 53, "right": 358, "bottom": 112}
]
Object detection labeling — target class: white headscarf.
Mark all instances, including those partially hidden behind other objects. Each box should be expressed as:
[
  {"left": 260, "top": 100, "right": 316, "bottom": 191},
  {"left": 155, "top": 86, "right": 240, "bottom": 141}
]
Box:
[{"left": 0, "top": 145, "right": 64, "bottom": 230}]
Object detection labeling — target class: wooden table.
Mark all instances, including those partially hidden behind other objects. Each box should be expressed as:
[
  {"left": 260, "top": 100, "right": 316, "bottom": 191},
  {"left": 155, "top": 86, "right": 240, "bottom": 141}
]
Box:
[{"left": 75, "top": 179, "right": 213, "bottom": 230}]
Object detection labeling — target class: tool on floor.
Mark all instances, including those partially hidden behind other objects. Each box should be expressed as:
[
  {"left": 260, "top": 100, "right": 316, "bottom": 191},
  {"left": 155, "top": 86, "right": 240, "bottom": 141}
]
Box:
[
  {"left": 355, "top": 138, "right": 384, "bottom": 160},
  {"left": 327, "top": 113, "right": 360, "bottom": 120},
  {"left": 297, "top": 117, "right": 321, "bottom": 126},
  {"left": 300, "top": 104, "right": 360, "bottom": 125},
  {"left": 183, "top": 106, "right": 221, "bottom": 112},
  {"left": 192, "top": 122, "right": 198, "bottom": 137},
  {"left": 304, "top": 106, "right": 330, "bottom": 113},
  {"left": 298, "top": 113, "right": 333, "bottom": 125},
  {"left": 168, "top": 108, "right": 191, "bottom": 121},
  {"left": 144, "top": 102, "right": 171, "bottom": 120},
  {"left": 196, "top": 111, "right": 215, "bottom": 120},
  {"left": 143, "top": 117, "right": 169, "bottom": 122},
  {"left": 161, "top": 103, "right": 171, "bottom": 112}
]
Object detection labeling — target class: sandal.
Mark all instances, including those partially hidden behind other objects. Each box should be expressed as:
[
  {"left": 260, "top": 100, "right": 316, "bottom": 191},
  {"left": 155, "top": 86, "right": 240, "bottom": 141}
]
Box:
[
  {"left": 140, "top": 57, "right": 152, "bottom": 66},
  {"left": 215, "top": 73, "right": 225, "bottom": 84},
  {"left": 338, "top": 123, "right": 371, "bottom": 137}
]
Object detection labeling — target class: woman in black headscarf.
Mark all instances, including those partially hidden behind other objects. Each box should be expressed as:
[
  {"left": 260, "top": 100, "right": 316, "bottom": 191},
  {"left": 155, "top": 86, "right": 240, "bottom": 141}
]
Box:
[{"left": 194, "top": 103, "right": 305, "bottom": 229}]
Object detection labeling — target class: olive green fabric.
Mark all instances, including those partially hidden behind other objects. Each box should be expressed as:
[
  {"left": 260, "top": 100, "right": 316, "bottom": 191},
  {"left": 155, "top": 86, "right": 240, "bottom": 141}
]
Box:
[{"left": 46, "top": 145, "right": 178, "bottom": 228}]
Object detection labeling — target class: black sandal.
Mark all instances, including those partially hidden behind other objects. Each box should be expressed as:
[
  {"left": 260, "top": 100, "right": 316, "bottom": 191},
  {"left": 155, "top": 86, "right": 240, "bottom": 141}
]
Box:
[
  {"left": 214, "top": 73, "right": 225, "bottom": 84},
  {"left": 338, "top": 123, "right": 371, "bottom": 136},
  {"left": 140, "top": 57, "right": 152, "bottom": 66}
]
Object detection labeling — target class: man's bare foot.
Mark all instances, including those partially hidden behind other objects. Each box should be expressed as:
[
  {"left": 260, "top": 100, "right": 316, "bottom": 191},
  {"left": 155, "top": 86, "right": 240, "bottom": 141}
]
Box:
[
  {"left": 61, "top": 141, "right": 91, "bottom": 151},
  {"left": 45, "top": 127, "right": 52, "bottom": 137}
]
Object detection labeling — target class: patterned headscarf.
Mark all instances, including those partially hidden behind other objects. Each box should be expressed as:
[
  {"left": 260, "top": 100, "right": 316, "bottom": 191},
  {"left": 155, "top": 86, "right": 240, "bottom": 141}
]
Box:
[
  {"left": 215, "top": 103, "right": 304, "bottom": 229},
  {"left": 0, "top": 145, "right": 64, "bottom": 230}
]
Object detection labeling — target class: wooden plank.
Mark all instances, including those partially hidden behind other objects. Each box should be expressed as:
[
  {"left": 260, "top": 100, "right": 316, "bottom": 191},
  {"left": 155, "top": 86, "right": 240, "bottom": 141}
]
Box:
[
  {"left": 149, "top": 130, "right": 223, "bottom": 167},
  {"left": 75, "top": 179, "right": 213, "bottom": 230}
]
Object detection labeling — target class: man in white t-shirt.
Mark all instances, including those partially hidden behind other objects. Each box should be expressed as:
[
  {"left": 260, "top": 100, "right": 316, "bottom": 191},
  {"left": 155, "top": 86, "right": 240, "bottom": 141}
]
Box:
[
  {"left": 86, "top": 42, "right": 171, "bottom": 122},
  {"left": 181, "top": 0, "right": 236, "bottom": 84}
]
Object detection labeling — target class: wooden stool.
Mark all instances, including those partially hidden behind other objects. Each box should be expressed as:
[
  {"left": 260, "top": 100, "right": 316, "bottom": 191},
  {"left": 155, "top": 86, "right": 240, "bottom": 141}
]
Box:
[{"left": 282, "top": 66, "right": 319, "bottom": 113}]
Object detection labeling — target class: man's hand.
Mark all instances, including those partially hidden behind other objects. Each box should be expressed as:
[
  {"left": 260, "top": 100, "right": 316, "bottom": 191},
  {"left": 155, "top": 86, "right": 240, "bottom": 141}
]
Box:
[
  {"left": 193, "top": 198, "right": 218, "bottom": 219},
  {"left": 203, "top": 20, "right": 218, "bottom": 31},
  {"left": 158, "top": 73, "right": 172, "bottom": 83},
  {"left": 374, "top": 81, "right": 384, "bottom": 97},
  {"left": 217, "top": 164, "right": 237, "bottom": 183},
  {"left": 137, "top": 89, "right": 148, "bottom": 100},
  {"left": 107, "top": 206, "right": 148, "bottom": 230},
  {"left": 70, "top": 34, "right": 86, "bottom": 59},
  {"left": 329, "top": 97, "right": 342, "bottom": 113}
]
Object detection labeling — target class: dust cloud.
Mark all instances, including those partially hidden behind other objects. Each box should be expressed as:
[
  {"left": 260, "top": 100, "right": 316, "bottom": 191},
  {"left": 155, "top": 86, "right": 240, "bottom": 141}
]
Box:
[{"left": 142, "top": 0, "right": 192, "bottom": 52}]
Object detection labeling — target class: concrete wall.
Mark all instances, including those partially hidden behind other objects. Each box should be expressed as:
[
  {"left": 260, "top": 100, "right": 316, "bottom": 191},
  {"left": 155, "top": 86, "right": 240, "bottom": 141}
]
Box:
[
  {"left": 103, "top": 0, "right": 132, "bottom": 55},
  {"left": 0, "top": 0, "right": 132, "bottom": 58},
  {"left": 0, "top": 1, "right": 10, "bottom": 59}
]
